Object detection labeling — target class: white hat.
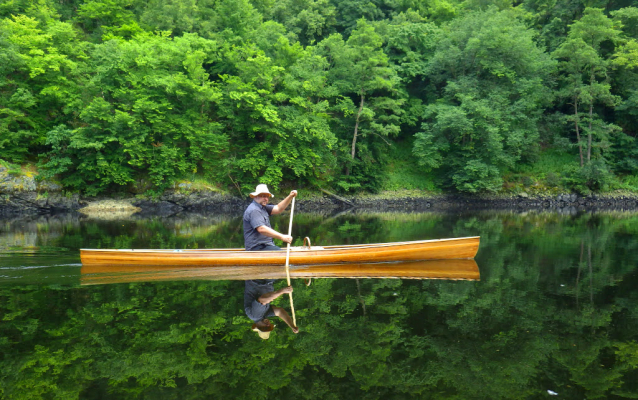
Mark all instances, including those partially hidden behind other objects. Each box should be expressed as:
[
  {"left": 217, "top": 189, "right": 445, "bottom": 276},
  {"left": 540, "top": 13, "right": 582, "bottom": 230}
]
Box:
[
  {"left": 252, "top": 323, "right": 275, "bottom": 339},
  {"left": 250, "top": 184, "right": 274, "bottom": 198}
]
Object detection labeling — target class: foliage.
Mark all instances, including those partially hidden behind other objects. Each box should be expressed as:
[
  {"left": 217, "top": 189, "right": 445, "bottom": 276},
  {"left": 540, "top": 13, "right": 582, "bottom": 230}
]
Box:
[
  {"left": 2, "top": 0, "right": 638, "bottom": 194},
  {"left": 38, "top": 33, "right": 227, "bottom": 195},
  {"left": 0, "top": 15, "right": 83, "bottom": 163},
  {"left": 317, "top": 19, "right": 403, "bottom": 191},
  {"left": 413, "top": 8, "right": 555, "bottom": 193},
  {"left": 553, "top": 8, "right": 622, "bottom": 167},
  {"left": 216, "top": 42, "right": 338, "bottom": 191}
]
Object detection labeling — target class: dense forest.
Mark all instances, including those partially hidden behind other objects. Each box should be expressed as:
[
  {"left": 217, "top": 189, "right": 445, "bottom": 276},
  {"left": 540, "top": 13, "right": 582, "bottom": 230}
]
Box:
[{"left": 1, "top": 0, "right": 637, "bottom": 196}]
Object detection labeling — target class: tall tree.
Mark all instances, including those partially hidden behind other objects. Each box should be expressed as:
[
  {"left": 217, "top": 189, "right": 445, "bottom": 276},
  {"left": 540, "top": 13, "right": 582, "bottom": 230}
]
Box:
[
  {"left": 318, "top": 19, "right": 403, "bottom": 185},
  {"left": 216, "top": 42, "right": 338, "bottom": 191},
  {"left": 413, "top": 8, "right": 555, "bottom": 193},
  {"left": 39, "top": 33, "right": 227, "bottom": 194},
  {"left": 553, "top": 8, "right": 621, "bottom": 169},
  {"left": 608, "top": 7, "right": 638, "bottom": 174},
  {"left": 375, "top": 11, "right": 440, "bottom": 136},
  {"left": 0, "top": 15, "right": 83, "bottom": 162}
]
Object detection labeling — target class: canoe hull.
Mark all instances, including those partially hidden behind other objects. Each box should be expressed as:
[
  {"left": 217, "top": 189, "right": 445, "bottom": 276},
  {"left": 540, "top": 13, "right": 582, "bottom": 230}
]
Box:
[{"left": 80, "top": 236, "right": 480, "bottom": 266}]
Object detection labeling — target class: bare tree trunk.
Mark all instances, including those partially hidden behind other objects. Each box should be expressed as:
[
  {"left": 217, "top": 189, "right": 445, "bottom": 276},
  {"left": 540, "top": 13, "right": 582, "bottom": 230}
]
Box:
[
  {"left": 574, "top": 98, "right": 584, "bottom": 167},
  {"left": 346, "top": 93, "right": 365, "bottom": 176},
  {"left": 588, "top": 102, "right": 593, "bottom": 163},
  {"left": 587, "top": 69, "right": 595, "bottom": 163}
]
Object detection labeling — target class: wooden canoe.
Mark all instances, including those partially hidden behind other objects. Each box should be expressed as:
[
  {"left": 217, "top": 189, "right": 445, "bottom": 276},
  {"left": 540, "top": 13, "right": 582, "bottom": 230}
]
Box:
[
  {"left": 80, "top": 259, "right": 480, "bottom": 285},
  {"left": 80, "top": 236, "right": 480, "bottom": 266}
]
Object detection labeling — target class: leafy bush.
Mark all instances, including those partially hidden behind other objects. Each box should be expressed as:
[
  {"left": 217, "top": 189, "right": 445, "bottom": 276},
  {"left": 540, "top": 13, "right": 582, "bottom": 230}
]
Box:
[
  {"left": 563, "top": 160, "right": 615, "bottom": 194},
  {"left": 545, "top": 172, "right": 561, "bottom": 188},
  {"left": 522, "top": 176, "right": 534, "bottom": 187},
  {"left": 619, "top": 174, "right": 638, "bottom": 191}
]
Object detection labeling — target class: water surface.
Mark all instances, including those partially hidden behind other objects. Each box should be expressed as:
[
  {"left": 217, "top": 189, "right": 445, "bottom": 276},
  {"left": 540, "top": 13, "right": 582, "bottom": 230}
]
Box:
[{"left": 2, "top": 210, "right": 638, "bottom": 399}]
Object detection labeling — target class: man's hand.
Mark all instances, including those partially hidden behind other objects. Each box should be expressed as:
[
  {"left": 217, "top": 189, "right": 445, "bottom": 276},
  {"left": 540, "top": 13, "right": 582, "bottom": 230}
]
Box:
[
  {"left": 280, "top": 234, "right": 293, "bottom": 244},
  {"left": 272, "top": 190, "right": 298, "bottom": 215},
  {"left": 280, "top": 286, "right": 293, "bottom": 294},
  {"left": 292, "top": 326, "right": 299, "bottom": 334},
  {"left": 261, "top": 286, "right": 294, "bottom": 305}
]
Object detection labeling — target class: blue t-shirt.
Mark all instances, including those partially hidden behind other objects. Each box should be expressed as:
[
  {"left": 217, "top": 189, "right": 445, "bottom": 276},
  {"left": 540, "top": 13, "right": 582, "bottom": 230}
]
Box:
[
  {"left": 244, "top": 279, "right": 277, "bottom": 322},
  {"left": 243, "top": 201, "right": 275, "bottom": 250}
]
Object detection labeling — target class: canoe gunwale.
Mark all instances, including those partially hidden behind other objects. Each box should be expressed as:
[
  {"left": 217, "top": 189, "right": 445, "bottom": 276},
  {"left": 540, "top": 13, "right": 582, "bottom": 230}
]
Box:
[{"left": 80, "top": 236, "right": 480, "bottom": 253}]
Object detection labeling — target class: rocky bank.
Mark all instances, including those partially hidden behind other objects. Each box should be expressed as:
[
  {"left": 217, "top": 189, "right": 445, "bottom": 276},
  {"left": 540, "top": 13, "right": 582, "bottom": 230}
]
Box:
[{"left": 2, "top": 167, "right": 638, "bottom": 216}]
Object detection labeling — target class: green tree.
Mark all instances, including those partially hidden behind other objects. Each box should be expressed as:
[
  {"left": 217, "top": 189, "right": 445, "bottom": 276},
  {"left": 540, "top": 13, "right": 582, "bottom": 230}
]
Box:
[
  {"left": 318, "top": 19, "right": 403, "bottom": 189},
  {"left": 413, "top": 8, "right": 555, "bottom": 192},
  {"left": 374, "top": 11, "right": 439, "bottom": 135},
  {"left": 0, "top": 15, "right": 84, "bottom": 163},
  {"left": 270, "top": 0, "right": 337, "bottom": 45},
  {"left": 329, "top": 0, "right": 396, "bottom": 36},
  {"left": 553, "top": 8, "right": 622, "bottom": 170},
  {"left": 608, "top": 7, "right": 638, "bottom": 175},
  {"left": 394, "top": 0, "right": 460, "bottom": 24},
  {"left": 74, "top": 0, "right": 143, "bottom": 41},
  {"left": 39, "top": 32, "right": 227, "bottom": 194},
  {"left": 216, "top": 41, "right": 338, "bottom": 191}
]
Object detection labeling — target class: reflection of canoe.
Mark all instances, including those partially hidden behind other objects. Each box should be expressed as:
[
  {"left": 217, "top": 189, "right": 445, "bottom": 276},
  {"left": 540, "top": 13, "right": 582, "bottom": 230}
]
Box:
[
  {"left": 80, "top": 259, "right": 480, "bottom": 285},
  {"left": 80, "top": 236, "right": 480, "bottom": 266}
]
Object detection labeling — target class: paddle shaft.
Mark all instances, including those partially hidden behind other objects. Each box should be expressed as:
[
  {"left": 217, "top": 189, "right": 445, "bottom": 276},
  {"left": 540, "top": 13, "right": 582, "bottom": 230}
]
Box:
[{"left": 284, "top": 196, "right": 296, "bottom": 327}]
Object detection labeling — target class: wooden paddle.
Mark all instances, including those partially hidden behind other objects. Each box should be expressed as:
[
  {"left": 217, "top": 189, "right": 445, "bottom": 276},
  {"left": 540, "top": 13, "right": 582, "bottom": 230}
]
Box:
[{"left": 284, "top": 195, "right": 296, "bottom": 327}]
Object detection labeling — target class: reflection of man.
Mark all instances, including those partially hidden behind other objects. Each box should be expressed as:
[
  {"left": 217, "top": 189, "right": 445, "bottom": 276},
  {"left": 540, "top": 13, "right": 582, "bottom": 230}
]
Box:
[
  {"left": 244, "top": 279, "right": 299, "bottom": 339},
  {"left": 243, "top": 184, "right": 297, "bottom": 251}
]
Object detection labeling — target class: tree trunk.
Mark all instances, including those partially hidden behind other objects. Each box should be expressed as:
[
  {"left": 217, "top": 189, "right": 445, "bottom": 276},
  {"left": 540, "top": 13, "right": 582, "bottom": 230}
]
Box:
[
  {"left": 574, "top": 97, "right": 584, "bottom": 167},
  {"left": 587, "top": 68, "right": 595, "bottom": 163},
  {"left": 346, "top": 93, "right": 365, "bottom": 176},
  {"left": 588, "top": 102, "right": 593, "bottom": 163}
]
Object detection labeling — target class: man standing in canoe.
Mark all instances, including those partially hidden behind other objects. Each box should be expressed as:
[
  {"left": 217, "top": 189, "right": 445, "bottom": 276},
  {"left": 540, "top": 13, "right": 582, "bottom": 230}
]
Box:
[
  {"left": 243, "top": 184, "right": 297, "bottom": 251},
  {"left": 244, "top": 280, "right": 299, "bottom": 339}
]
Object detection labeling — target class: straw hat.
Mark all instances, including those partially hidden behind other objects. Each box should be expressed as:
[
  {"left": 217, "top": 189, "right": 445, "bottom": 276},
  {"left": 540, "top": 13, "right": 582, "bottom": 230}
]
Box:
[
  {"left": 250, "top": 184, "right": 274, "bottom": 198},
  {"left": 252, "top": 323, "right": 275, "bottom": 340}
]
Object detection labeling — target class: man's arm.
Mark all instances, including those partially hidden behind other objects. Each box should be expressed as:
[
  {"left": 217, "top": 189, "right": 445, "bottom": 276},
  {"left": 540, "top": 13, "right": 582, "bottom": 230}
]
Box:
[
  {"left": 271, "top": 190, "right": 297, "bottom": 215},
  {"left": 258, "top": 286, "right": 293, "bottom": 305},
  {"left": 256, "top": 225, "right": 292, "bottom": 244},
  {"left": 273, "top": 306, "right": 299, "bottom": 333}
]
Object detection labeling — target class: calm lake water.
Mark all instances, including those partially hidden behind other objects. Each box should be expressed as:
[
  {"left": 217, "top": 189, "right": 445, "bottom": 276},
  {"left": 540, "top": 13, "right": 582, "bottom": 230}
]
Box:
[{"left": 2, "top": 209, "right": 638, "bottom": 399}]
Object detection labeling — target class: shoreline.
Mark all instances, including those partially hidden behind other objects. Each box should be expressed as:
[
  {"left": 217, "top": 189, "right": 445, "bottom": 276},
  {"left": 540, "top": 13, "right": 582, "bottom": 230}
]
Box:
[{"left": 2, "top": 188, "right": 638, "bottom": 217}]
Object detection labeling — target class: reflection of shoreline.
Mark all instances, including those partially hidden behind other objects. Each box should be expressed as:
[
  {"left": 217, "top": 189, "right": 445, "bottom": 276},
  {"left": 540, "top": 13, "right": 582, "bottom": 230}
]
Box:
[
  {"left": 80, "top": 260, "right": 480, "bottom": 285},
  {"left": 78, "top": 200, "right": 142, "bottom": 219},
  {"left": 4, "top": 209, "right": 638, "bottom": 227}
]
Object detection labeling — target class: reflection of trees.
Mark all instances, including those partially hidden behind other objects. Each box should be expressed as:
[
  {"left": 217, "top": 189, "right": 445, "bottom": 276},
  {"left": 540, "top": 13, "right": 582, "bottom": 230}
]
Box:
[{"left": 1, "top": 211, "right": 638, "bottom": 398}]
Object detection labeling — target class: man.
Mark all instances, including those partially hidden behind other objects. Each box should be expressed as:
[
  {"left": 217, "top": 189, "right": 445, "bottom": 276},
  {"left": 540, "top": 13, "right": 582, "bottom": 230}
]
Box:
[
  {"left": 244, "top": 279, "right": 299, "bottom": 339},
  {"left": 243, "top": 183, "right": 299, "bottom": 338},
  {"left": 243, "top": 184, "right": 297, "bottom": 251}
]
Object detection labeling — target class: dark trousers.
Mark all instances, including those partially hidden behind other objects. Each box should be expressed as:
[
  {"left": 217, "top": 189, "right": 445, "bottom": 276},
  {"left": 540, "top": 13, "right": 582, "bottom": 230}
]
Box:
[{"left": 251, "top": 243, "right": 282, "bottom": 251}]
